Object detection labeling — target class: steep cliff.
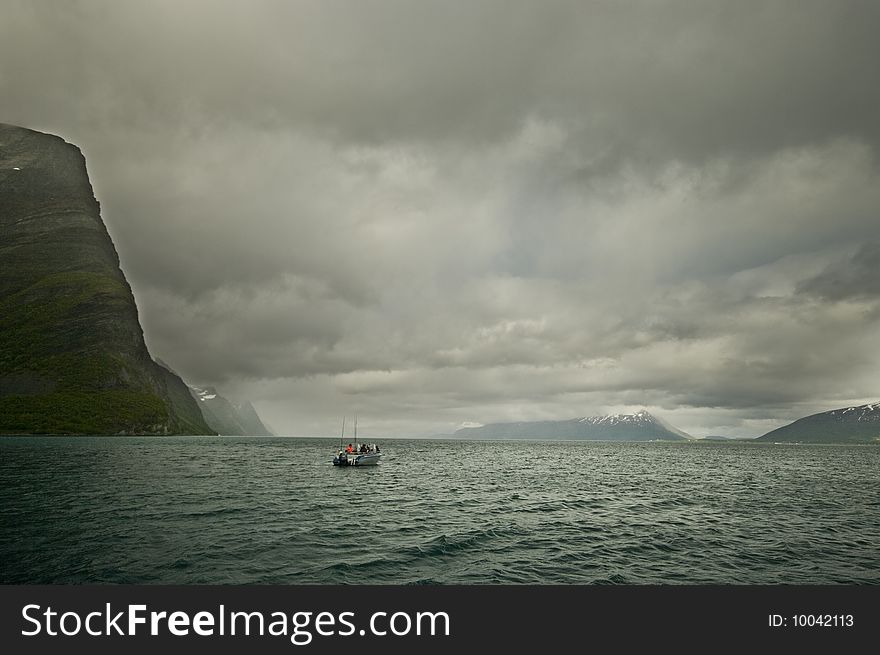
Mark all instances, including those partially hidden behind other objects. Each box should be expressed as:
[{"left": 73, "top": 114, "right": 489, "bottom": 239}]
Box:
[{"left": 0, "top": 123, "right": 214, "bottom": 434}]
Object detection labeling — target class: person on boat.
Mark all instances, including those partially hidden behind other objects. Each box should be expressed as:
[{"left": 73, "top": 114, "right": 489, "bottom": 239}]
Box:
[
  {"left": 375, "top": 444, "right": 380, "bottom": 453},
  {"left": 345, "top": 443, "right": 353, "bottom": 454}
]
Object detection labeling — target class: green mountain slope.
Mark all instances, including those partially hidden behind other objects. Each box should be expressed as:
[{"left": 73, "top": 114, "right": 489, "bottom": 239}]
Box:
[{"left": 0, "top": 123, "right": 213, "bottom": 435}]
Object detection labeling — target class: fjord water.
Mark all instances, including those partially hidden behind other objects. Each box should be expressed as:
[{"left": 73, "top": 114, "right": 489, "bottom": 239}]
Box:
[{"left": 1, "top": 437, "right": 877, "bottom": 584}]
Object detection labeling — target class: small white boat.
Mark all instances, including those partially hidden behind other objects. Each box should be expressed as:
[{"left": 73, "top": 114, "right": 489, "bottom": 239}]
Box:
[
  {"left": 332, "top": 416, "right": 382, "bottom": 466},
  {"left": 333, "top": 449, "right": 382, "bottom": 466}
]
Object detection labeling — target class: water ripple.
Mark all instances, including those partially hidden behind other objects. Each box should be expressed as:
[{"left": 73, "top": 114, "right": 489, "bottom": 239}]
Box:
[{"left": 1, "top": 437, "right": 878, "bottom": 584}]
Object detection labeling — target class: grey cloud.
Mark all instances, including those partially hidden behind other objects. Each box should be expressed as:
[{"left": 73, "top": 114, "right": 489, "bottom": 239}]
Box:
[
  {"left": 4, "top": 2, "right": 879, "bottom": 157},
  {"left": 3, "top": 1, "right": 879, "bottom": 436},
  {"left": 796, "top": 242, "right": 880, "bottom": 300}
]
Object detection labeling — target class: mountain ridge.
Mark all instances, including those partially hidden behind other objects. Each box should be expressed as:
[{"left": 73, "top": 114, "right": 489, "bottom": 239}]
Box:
[
  {"left": 454, "top": 410, "right": 691, "bottom": 441},
  {"left": 189, "top": 385, "right": 273, "bottom": 436},
  {"left": 153, "top": 357, "right": 273, "bottom": 436},
  {"left": 756, "top": 402, "right": 880, "bottom": 444}
]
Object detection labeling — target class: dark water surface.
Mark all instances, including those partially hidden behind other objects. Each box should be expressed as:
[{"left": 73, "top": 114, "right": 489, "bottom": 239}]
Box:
[{"left": 1, "top": 437, "right": 878, "bottom": 584}]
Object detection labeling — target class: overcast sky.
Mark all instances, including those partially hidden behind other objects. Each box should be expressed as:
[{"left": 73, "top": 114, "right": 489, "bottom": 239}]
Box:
[{"left": 3, "top": 0, "right": 879, "bottom": 437}]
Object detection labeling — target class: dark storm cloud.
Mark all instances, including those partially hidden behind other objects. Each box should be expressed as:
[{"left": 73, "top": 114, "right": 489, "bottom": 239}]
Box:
[
  {"left": 797, "top": 243, "right": 880, "bottom": 300},
  {"left": 2, "top": 1, "right": 879, "bottom": 436},
  {"left": 5, "top": 1, "right": 880, "bottom": 156}
]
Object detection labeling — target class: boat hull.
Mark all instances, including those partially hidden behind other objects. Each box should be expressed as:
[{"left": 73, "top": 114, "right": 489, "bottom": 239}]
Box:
[{"left": 333, "top": 452, "right": 381, "bottom": 466}]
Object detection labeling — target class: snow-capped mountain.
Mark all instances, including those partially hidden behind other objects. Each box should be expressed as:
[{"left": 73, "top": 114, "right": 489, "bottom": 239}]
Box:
[
  {"left": 756, "top": 402, "right": 880, "bottom": 443},
  {"left": 454, "top": 410, "right": 691, "bottom": 441}
]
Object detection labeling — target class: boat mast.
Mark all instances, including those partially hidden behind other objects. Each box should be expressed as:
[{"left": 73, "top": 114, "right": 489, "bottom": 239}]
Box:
[
  {"left": 340, "top": 416, "right": 345, "bottom": 450},
  {"left": 354, "top": 414, "right": 358, "bottom": 450}
]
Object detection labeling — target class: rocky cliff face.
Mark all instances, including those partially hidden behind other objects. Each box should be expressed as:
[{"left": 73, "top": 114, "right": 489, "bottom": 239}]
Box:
[{"left": 0, "top": 123, "right": 214, "bottom": 434}]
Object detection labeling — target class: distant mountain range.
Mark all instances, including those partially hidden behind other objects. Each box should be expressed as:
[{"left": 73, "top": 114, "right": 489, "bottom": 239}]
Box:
[
  {"left": 755, "top": 402, "right": 880, "bottom": 444},
  {"left": 189, "top": 386, "right": 273, "bottom": 436},
  {"left": 454, "top": 410, "right": 691, "bottom": 441},
  {"left": 453, "top": 403, "right": 880, "bottom": 444},
  {"left": 153, "top": 359, "right": 272, "bottom": 436}
]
